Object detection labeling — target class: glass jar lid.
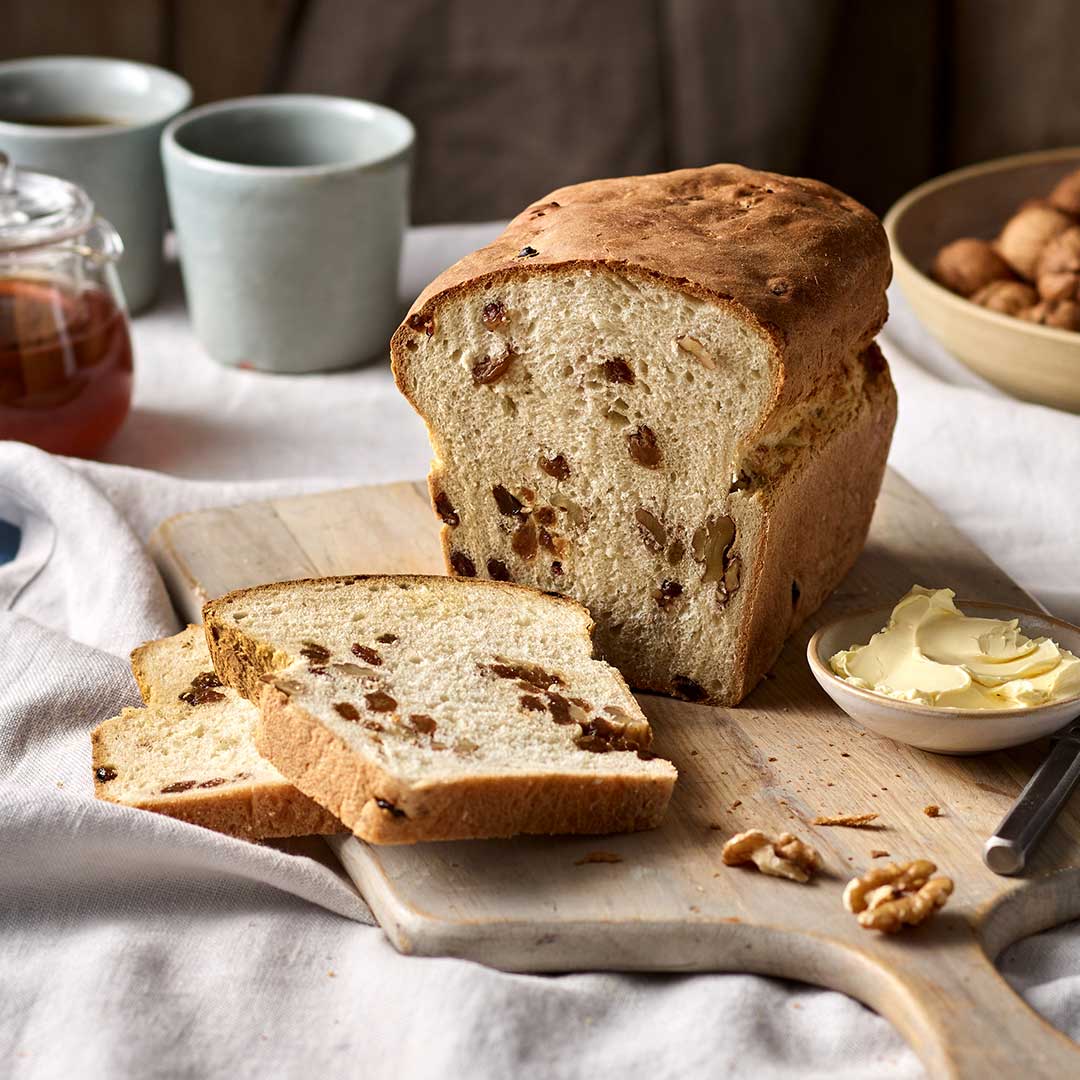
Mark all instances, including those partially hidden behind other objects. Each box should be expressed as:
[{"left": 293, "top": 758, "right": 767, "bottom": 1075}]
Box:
[{"left": 0, "top": 152, "right": 95, "bottom": 253}]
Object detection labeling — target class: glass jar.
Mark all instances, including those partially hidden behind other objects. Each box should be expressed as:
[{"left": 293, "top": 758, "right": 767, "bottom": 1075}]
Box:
[{"left": 0, "top": 153, "right": 133, "bottom": 457}]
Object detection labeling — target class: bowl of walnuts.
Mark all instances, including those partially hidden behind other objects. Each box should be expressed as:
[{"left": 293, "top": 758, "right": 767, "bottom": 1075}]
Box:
[{"left": 884, "top": 147, "right": 1080, "bottom": 413}]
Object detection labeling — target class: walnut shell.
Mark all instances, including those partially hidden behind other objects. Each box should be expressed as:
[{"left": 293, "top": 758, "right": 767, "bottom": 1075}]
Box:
[
  {"left": 1048, "top": 168, "right": 1080, "bottom": 216},
  {"left": 1036, "top": 272, "right": 1080, "bottom": 303},
  {"left": 996, "top": 202, "right": 1073, "bottom": 280},
  {"left": 1036, "top": 225, "right": 1080, "bottom": 274},
  {"left": 1019, "top": 298, "right": 1080, "bottom": 331},
  {"left": 930, "top": 238, "right": 1012, "bottom": 297},
  {"left": 969, "top": 280, "right": 1037, "bottom": 315},
  {"left": 1035, "top": 226, "right": 1080, "bottom": 300}
]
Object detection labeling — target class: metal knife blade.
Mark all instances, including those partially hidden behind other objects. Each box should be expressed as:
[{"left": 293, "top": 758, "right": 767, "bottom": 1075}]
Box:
[{"left": 983, "top": 719, "right": 1080, "bottom": 875}]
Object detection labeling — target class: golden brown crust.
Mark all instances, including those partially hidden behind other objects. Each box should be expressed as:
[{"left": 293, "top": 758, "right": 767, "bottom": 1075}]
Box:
[
  {"left": 130, "top": 646, "right": 157, "bottom": 705},
  {"left": 257, "top": 686, "right": 673, "bottom": 844},
  {"left": 735, "top": 344, "right": 897, "bottom": 701},
  {"left": 391, "top": 164, "right": 891, "bottom": 418},
  {"left": 90, "top": 720, "right": 341, "bottom": 841}
]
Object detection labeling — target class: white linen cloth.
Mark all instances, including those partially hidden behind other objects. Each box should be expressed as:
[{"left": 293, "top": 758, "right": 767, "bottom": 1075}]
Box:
[{"left": 2, "top": 223, "right": 1079, "bottom": 1080}]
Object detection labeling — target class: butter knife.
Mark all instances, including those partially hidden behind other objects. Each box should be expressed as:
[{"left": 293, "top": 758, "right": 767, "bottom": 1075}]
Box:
[{"left": 983, "top": 719, "right": 1080, "bottom": 875}]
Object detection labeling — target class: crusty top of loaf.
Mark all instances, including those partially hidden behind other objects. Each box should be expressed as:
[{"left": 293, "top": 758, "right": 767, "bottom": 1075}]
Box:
[{"left": 398, "top": 164, "right": 891, "bottom": 412}]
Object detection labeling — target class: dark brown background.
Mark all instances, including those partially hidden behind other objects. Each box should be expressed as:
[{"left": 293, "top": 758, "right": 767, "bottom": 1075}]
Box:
[{"left": 5, "top": 0, "right": 1080, "bottom": 222}]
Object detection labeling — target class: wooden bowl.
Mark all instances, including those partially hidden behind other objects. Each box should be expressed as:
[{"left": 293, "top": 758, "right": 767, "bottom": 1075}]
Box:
[{"left": 884, "top": 147, "right": 1080, "bottom": 413}]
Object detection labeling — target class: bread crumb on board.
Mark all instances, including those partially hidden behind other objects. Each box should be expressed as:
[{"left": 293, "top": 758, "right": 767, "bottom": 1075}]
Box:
[
  {"left": 870, "top": 849, "right": 890, "bottom": 858},
  {"left": 812, "top": 813, "right": 880, "bottom": 828},
  {"left": 575, "top": 851, "right": 623, "bottom": 865},
  {"left": 923, "top": 804, "right": 942, "bottom": 818}
]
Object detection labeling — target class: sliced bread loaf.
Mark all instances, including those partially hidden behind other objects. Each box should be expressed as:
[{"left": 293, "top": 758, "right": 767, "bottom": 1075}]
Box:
[
  {"left": 391, "top": 164, "right": 897, "bottom": 705},
  {"left": 203, "top": 575, "right": 677, "bottom": 844},
  {"left": 91, "top": 625, "right": 341, "bottom": 839}
]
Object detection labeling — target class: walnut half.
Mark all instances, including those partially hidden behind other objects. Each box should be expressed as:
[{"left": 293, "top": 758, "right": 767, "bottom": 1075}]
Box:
[
  {"left": 843, "top": 859, "right": 954, "bottom": 933},
  {"left": 721, "top": 829, "right": 822, "bottom": 883}
]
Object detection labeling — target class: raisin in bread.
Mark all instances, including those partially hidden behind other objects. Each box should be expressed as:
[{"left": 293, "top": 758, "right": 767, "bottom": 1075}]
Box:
[
  {"left": 391, "top": 164, "right": 897, "bottom": 705},
  {"left": 91, "top": 625, "right": 340, "bottom": 839},
  {"left": 203, "top": 575, "right": 677, "bottom": 844}
]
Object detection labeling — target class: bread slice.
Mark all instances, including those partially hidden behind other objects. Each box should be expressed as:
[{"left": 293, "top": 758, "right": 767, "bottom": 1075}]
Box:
[
  {"left": 390, "top": 164, "right": 896, "bottom": 705},
  {"left": 91, "top": 625, "right": 341, "bottom": 839},
  {"left": 203, "top": 575, "right": 677, "bottom": 844}
]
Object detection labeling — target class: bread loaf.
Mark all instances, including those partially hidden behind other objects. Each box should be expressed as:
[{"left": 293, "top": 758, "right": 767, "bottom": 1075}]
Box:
[
  {"left": 391, "top": 164, "right": 896, "bottom": 704},
  {"left": 203, "top": 575, "right": 676, "bottom": 843},
  {"left": 91, "top": 625, "right": 341, "bottom": 839}
]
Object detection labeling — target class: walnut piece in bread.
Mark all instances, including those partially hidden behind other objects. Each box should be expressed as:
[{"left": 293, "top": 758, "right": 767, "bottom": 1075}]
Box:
[{"left": 392, "top": 164, "right": 895, "bottom": 705}]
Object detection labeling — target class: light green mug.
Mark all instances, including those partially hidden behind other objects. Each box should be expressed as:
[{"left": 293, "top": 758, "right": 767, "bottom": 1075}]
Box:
[
  {"left": 162, "top": 94, "right": 415, "bottom": 373},
  {"left": 0, "top": 56, "right": 192, "bottom": 314}
]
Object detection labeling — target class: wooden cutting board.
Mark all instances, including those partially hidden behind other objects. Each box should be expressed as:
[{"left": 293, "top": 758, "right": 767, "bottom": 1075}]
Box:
[{"left": 150, "top": 471, "right": 1080, "bottom": 1078}]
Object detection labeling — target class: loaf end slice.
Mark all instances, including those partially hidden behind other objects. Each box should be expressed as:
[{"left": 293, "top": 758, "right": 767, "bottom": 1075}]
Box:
[
  {"left": 203, "top": 575, "right": 677, "bottom": 844},
  {"left": 91, "top": 625, "right": 342, "bottom": 840}
]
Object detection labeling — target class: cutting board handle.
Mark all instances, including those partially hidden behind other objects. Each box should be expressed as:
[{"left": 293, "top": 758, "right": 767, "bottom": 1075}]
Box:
[
  {"left": 869, "top": 938, "right": 1080, "bottom": 1078},
  {"left": 848, "top": 872, "right": 1080, "bottom": 1078},
  {"left": 711, "top": 916, "right": 1080, "bottom": 1078}
]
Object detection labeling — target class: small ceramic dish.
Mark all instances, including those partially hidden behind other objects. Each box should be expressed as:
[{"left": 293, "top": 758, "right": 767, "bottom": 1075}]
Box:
[
  {"left": 884, "top": 147, "right": 1080, "bottom": 415},
  {"left": 807, "top": 602, "right": 1080, "bottom": 755}
]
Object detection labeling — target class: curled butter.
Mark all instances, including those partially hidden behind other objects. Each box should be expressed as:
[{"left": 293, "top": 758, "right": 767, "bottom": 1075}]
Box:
[{"left": 829, "top": 586, "right": 1080, "bottom": 710}]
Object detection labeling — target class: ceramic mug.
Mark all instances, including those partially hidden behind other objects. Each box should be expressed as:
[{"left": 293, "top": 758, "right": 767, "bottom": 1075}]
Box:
[
  {"left": 161, "top": 94, "right": 414, "bottom": 373},
  {"left": 0, "top": 56, "right": 193, "bottom": 314}
]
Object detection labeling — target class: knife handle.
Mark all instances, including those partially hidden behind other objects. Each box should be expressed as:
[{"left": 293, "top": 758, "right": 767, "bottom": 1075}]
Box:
[{"left": 983, "top": 721, "right": 1080, "bottom": 875}]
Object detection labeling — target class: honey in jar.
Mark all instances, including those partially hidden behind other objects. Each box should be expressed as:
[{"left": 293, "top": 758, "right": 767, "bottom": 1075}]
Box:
[{"left": 0, "top": 157, "right": 133, "bottom": 457}]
